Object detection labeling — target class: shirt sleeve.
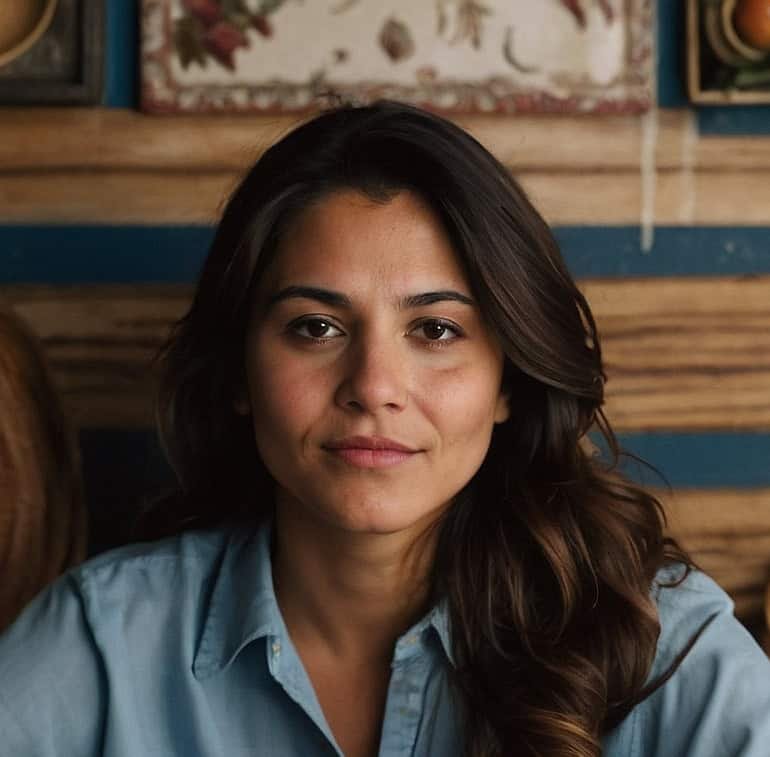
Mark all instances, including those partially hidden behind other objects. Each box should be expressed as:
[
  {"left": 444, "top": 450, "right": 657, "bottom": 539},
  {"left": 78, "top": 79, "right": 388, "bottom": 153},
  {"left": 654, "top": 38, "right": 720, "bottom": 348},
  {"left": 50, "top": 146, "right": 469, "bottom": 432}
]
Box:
[
  {"left": 0, "top": 572, "right": 106, "bottom": 756},
  {"left": 640, "top": 569, "right": 770, "bottom": 757}
]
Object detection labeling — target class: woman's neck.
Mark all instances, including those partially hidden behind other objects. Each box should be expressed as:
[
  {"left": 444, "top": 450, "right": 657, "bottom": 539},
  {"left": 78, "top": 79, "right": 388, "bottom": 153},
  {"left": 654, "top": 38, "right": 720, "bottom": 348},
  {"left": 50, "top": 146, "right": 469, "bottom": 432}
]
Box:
[{"left": 271, "top": 504, "right": 438, "bottom": 663}]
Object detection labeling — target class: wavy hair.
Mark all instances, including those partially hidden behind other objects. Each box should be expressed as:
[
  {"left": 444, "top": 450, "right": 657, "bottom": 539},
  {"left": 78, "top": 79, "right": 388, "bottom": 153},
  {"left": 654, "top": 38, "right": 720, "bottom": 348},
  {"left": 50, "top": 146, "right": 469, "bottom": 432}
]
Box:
[{"left": 147, "top": 101, "right": 690, "bottom": 756}]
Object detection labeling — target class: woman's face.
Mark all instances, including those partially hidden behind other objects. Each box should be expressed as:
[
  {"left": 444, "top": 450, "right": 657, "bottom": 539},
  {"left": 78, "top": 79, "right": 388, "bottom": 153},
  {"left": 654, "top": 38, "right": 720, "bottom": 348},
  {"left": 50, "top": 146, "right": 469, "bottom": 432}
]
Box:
[{"left": 240, "top": 189, "right": 509, "bottom": 538}]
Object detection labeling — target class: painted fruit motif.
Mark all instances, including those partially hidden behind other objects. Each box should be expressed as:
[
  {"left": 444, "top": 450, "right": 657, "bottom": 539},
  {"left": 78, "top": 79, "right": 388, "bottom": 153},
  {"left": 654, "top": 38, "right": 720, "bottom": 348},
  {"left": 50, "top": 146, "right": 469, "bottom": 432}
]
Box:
[{"left": 733, "top": 0, "right": 770, "bottom": 51}]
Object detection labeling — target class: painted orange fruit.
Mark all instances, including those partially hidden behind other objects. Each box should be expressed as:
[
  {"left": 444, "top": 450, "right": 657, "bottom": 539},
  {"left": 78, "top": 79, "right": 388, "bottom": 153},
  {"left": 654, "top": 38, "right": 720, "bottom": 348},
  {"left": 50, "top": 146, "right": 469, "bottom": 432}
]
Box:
[{"left": 733, "top": 0, "right": 770, "bottom": 51}]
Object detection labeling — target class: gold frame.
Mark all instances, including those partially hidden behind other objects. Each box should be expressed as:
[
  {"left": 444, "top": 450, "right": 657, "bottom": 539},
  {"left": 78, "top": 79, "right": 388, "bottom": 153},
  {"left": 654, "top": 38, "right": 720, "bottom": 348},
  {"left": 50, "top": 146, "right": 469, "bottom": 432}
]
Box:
[{"left": 687, "top": 0, "right": 770, "bottom": 104}]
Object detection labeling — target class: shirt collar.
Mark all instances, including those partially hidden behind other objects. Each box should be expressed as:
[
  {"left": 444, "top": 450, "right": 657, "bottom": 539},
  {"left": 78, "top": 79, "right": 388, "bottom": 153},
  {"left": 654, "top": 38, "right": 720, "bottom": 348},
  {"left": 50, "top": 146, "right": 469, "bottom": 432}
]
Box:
[
  {"left": 192, "top": 521, "right": 457, "bottom": 679},
  {"left": 193, "top": 522, "right": 283, "bottom": 680},
  {"left": 428, "top": 598, "right": 455, "bottom": 666}
]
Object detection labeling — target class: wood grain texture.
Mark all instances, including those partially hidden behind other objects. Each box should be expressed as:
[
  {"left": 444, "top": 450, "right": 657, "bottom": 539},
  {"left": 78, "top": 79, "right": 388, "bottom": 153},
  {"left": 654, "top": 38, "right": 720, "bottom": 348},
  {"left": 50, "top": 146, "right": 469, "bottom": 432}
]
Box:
[
  {"left": 0, "top": 276, "right": 768, "bottom": 431},
  {"left": 0, "top": 285, "right": 189, "bottom": 428},
  {"left": 582, "top": 276, "right": 770, "bottom": 430},
  {"left": 0, "top": 172, "right": 235, "bottom": 224},
  {"left": 1, "top": 108, "right": 765, "bottom": 172},
  {"left": 661, "top": 488, "right": 770, "bottom": 621},
  {"left": 5, "top": 168, "right": 770, "bottom": 225},
  {"left": 3, "top": 108, "right": 770, "bottom": 223}
]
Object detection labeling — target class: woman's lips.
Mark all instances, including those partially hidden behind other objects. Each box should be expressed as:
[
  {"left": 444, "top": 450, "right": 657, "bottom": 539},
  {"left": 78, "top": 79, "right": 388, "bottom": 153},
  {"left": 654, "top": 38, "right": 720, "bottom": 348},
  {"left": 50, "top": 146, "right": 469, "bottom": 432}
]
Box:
[
  {"left": 323, "top": 436, "right": 420, "bottom": 468},
  {"left": 329, "top": 447, "right": 417, "bottom": 468}
]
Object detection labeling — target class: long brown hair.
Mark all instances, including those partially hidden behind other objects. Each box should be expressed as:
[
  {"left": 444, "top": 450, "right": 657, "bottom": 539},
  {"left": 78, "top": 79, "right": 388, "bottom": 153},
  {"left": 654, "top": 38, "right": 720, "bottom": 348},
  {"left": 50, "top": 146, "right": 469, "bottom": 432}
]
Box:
[
  {"left": 0, "top": 307, "right": 86, "bottom": 631},
  {"left": 148, "top": 101, "right": 690, "bottom": 756}
]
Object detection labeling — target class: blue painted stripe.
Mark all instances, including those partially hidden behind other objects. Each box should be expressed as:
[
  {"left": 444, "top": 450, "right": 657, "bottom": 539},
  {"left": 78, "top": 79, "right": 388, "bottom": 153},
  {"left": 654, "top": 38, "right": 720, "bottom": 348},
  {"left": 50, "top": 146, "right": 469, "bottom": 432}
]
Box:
[
  {"left": 105, "top": 0, "right": 139, "bottom": 108},
  {"left": 697, "top": 107, "right": 770, "bottom": 136},
  {"left": 0, "top": 225, "right": 212, "bottom": 284},
  {"left": 613, "top": 432, "right": 770, "bottom": 489},
  {"left": 657, "top": 0, "right": 688, "bottom": 108},
  {"left": 79, "top": 430, "right": 769, "bottom": 537},
  {"left": 2, "top": 225, "right": 770, "bottom": 284},
  {"left": 555, "top": 226, "right": 770, "bottom": 277}
]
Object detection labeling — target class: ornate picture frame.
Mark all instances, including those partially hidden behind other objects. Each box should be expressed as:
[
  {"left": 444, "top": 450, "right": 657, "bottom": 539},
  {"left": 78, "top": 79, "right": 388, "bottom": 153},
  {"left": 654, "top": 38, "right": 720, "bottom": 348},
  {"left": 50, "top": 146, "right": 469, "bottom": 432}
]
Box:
[
  {"left": 0, "top": 0, "right": 104, "bottom": 105},
  {"left": 687, "top": 0, "right": 770, "bottom": 104},
  {"left": 141, "top": 0, "right": 652, "bottom": 114}
]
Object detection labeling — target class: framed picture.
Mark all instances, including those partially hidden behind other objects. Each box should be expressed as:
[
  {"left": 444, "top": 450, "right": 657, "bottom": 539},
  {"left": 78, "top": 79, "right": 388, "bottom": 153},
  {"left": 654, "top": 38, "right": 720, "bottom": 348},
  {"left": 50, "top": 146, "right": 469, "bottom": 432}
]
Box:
[
  {"left": 0, "top": 0, "right": 104, "bottom": 105},
  {"left": 141, "top": 0, "right": 652, "bottom": 114},
  {"left": 687, "top": 0, "right": 770, "bottom": 104}
]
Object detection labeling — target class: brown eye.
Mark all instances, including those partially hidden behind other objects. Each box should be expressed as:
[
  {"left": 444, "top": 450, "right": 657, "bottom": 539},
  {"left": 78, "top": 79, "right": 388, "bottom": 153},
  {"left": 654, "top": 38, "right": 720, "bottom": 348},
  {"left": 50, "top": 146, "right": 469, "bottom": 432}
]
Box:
[
  {"left": 291, "top": 317, "right": 344, "bottom": 341},
  {"left": 412, "top": 319, "right": 462, "bottom": 342},
  {"left": 307, "top": 319, "right": 332, "bottom": 338},
  {"left": 423, "top": 321, "right": 447, "bottom": 340}
]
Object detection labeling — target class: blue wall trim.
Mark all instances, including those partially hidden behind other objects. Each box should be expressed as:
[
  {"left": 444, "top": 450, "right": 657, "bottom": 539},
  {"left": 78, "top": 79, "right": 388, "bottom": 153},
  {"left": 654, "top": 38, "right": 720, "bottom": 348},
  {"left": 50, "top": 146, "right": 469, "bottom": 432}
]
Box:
[
  {"left": 105, "top": 0, "right": 139, "bottom": 108},
  {"left": 657, "top": 0, "right": 687, "bottom": 108},
  {"left": 613, "top": 432, "right": 770, "bottom": 489},
  {"left": 0, "top": 225, "right": 212, "bottom": 284},
  {"left": 81, "top": 430, "right": 770, "bottom": 529},
  {"left": 2, "top": 225, "right": 770, "bottom": 284}
]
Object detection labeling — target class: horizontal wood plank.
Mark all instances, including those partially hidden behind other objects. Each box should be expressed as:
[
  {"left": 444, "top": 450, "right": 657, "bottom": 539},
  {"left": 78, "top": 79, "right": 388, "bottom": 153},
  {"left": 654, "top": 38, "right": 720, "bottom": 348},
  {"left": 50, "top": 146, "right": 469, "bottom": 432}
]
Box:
[
  {"left": 2, "top": 108, "right": 770, "bottom": 224},
  {"left": 582, "top": 276, "right": 770, "bottom": 430},
  {"left": 1, "top": 276, "right": 768, "bottom": 431},
  {"left": 5, "top": 167, "right": 770, "bottom": 225},
  {"left": 0, "top": 108, "right": 654, "bottom": 172},
  {"left": 661, "top": 488, "right": 770, "bottom": 622},
  {"left": 3, "top": 107, "right": 769, "bottom": 173}
]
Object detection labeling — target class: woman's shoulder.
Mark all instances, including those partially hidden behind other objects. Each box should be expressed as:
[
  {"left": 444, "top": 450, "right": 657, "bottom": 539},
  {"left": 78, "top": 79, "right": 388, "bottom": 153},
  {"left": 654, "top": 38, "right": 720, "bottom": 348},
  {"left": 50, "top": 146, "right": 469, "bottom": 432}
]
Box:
[
  {"left": 625, "top": 564, "right": 770, "bottom": 756},
  {"left": 648, "top": 563, "right": 736, "bottom": 675},
  {"left": 73, "top": 525, "right": 238, "bottom": 590},
  {"left": 0, "top": 522, "right": 266, "bottom": 656}
]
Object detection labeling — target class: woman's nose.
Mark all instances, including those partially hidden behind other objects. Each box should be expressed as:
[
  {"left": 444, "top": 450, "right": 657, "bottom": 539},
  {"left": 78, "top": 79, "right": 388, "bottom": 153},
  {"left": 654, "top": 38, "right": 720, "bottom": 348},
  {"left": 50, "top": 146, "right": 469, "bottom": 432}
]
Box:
[{"left": 334, "top": 333, "right": 409, "bottom": 414}]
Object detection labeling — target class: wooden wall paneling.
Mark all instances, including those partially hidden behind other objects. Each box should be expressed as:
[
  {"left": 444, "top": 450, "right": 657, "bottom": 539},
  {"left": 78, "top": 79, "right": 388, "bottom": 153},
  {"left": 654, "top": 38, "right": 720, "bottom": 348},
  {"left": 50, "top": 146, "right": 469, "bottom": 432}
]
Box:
[
  {"left": 1, "top": 276, "right": 768, "bottom": 431},
  {"left": 4, "top": 109, "right": 770, "bottom": 224},
  {"left": 0, "top": 172, "right": 235, "bottom": 224},
  {"left": 0, "top": 285, "right": 190, "bottom": 428},
  {"left": 0, "top": 109, "right": 654, "bottom": 172},
  {"left": 662, "top": 488, "right": 770, "bottom": 620},
  {"left": 583, "top": 276, "right": 770, "bottom": 430},
  {"left": 4, "top": 168, "right": 770, "bottom": 225},
  {"left": 5, "top": 108, "right": 769, "bottom": 173}
]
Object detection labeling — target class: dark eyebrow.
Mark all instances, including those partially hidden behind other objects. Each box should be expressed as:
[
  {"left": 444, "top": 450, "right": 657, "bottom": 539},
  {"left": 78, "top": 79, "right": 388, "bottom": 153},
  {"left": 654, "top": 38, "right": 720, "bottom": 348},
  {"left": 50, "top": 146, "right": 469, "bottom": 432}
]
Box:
[
  {"left": 266, "top": 286, "right": 352, "bottom": 309},
  {"left": 400, "top": 291, "right": 475, "bottom": 308},
  {"left": 265, "top": 285, "right": 475, "bottom": 311}
]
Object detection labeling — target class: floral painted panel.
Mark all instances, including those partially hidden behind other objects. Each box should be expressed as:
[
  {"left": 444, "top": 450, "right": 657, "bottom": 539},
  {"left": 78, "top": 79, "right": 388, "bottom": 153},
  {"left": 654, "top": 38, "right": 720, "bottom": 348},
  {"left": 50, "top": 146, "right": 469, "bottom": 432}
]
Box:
[{"left": 141, "top": 0, "right": 652, "bottom": 114}]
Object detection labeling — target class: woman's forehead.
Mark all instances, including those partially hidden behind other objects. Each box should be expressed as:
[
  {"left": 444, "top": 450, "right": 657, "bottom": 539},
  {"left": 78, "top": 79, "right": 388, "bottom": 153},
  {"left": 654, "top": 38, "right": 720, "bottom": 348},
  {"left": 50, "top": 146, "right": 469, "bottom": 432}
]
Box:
[{"left": 262, "top": 189, "right": 470, "bottom": 294}]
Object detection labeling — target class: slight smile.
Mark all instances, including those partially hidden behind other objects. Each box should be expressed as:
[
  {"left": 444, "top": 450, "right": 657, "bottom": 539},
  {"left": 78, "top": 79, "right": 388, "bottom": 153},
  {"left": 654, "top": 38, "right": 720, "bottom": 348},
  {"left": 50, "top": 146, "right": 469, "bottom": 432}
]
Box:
[{"left": 323, "top": 436, "right": 421, "bottom": 469}]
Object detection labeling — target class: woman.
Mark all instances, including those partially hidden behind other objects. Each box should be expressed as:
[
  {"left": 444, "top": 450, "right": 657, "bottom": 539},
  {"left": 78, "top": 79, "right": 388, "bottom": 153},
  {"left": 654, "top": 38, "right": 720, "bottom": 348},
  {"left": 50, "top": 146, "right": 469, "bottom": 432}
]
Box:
[
  {"left": 0, "top": 101, "right": 768, "bottom": 757},
  {"left": 0, "top": 307, "right": 86, "bottom": 632}
]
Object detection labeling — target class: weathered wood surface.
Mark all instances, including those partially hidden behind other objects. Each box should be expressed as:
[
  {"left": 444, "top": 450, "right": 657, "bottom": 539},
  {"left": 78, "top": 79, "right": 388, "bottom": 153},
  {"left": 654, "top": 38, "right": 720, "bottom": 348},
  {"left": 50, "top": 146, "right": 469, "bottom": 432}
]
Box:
[
  {"left": 583, "top": 276, "right": 770, "bottom": 430},
  {"left": 0, "top": 285, "right": 189, "bottom": 428},
  {"left": 3, "top": 108, "right": 769, "bottom": 172},
  {"left": 0, "top": 276, "right": 768, "bottom": 431},
  {"left": 662, "top": 488, "right": 770, "bottom": 621},
  {"left": 5, "top": 169, "right": 770, "bottom": 225},
  {"left": 3, "top": 108, "right": 770, "bottom": 223}
]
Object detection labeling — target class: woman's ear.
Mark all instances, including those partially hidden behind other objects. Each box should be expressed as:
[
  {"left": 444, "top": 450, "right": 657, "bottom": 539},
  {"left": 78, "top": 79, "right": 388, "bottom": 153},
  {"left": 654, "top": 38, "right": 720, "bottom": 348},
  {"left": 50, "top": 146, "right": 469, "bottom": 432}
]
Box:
[{"left": 494, "top": 390, "right": 510, "bottom": 424}]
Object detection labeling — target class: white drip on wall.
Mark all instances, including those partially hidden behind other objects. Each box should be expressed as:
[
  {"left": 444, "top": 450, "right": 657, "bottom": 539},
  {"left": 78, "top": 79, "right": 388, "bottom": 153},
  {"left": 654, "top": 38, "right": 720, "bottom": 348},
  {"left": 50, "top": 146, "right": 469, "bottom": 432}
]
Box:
[
  {"left": 639, "top": 0, "right": 659, "bottom": 253},
  {"left": 678, "top": 109, "right": 698, "bottom": 224}
]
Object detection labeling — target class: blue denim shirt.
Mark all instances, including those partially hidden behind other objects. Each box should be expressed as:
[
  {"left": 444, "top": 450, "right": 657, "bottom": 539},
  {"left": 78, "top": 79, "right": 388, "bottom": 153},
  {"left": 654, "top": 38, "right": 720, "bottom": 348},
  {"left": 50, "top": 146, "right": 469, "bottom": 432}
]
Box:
[{"left": 1, "top": 523, "right": 769, "bottom": 756}]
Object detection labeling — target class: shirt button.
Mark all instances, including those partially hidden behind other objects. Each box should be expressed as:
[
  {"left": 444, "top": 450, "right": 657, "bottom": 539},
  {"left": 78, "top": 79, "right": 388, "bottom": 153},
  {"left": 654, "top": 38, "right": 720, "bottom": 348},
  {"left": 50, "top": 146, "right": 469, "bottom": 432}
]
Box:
[
  {"left": 404, "top": 635, "right": 417, "bottom": 645},
  {"left": 271, "top": 640, "right": 281, "bottom": 656}
]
